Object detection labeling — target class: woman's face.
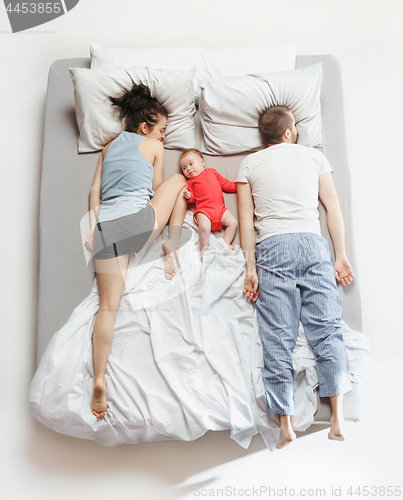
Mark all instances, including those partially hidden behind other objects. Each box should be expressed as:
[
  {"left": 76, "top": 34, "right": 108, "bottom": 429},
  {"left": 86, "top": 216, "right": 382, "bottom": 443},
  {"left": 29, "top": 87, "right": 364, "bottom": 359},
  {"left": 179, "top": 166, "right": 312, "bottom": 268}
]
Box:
[{"left": 141, "top": 115, "right": 167, "bottom": 142}]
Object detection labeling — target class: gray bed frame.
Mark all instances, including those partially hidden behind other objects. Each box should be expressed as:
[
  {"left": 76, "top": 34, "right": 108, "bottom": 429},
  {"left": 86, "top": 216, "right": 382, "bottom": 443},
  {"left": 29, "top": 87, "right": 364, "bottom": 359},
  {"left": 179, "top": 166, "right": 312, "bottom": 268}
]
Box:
[{"left": 37, "top": 55, "right": 363, "bottom": 424}]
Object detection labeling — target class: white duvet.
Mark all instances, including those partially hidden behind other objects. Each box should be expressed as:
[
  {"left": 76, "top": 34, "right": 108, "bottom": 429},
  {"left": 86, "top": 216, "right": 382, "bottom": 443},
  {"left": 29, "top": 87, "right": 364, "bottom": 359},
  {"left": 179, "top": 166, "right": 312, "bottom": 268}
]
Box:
[{"left": 29, "top": 212, "right": 370, "bottom": 451}]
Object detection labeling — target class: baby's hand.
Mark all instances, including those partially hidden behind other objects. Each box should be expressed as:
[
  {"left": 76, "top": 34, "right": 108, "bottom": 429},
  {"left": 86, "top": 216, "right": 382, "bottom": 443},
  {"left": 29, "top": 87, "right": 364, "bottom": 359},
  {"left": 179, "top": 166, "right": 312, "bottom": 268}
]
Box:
[{"left": 183, "top": 190, "right": 191, "bottom": 200}]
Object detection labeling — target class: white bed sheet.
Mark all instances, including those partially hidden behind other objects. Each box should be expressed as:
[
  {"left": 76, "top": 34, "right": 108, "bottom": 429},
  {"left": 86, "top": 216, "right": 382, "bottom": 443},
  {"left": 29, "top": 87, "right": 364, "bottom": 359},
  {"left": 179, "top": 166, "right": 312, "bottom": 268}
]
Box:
[{"left": 29, "top": 212, "right": 370, "bottom": 451}]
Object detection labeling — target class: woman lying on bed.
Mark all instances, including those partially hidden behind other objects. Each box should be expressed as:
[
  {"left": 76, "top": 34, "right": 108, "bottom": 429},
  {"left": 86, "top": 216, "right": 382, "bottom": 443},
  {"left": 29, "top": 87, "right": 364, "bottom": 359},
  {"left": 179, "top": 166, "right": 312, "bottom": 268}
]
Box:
[{"left": 84, "top": 82, "right": 188, "bottom": 418}]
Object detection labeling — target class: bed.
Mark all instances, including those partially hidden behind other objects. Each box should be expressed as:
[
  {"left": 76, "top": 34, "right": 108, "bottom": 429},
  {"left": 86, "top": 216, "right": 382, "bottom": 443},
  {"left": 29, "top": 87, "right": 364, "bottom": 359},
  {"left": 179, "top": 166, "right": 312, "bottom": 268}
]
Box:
[{"left": 30, "top": 49, "right": 370, "bottom": 450}]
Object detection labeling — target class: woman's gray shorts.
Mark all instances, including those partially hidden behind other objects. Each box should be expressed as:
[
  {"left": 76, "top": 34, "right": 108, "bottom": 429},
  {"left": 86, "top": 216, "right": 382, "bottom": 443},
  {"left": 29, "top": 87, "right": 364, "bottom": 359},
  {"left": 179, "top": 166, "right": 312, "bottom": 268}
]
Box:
[{"left": 93, "top": 203, "right": 156, "bottom": 260}]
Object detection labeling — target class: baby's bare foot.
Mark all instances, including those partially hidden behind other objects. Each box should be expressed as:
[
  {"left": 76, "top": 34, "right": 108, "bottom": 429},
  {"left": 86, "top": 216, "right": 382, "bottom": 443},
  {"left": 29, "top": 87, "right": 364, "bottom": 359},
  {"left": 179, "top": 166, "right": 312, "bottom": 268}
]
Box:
[
  {"left": 91, "top": 379, "right": 108, "bottom": 418},
  {"left": 224, "top": 241, "right": 235, "bottom": 251},
  {"left": 162, "top": 241, "right": 178, "bottom": 280}
]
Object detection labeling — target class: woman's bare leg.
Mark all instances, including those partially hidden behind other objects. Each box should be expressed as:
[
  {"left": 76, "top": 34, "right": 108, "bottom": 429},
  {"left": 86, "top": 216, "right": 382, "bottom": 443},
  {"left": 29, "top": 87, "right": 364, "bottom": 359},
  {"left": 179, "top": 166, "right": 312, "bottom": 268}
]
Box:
[
  {"left": 91, "top": 175, "right": 187, "bottom": 415},
  {"left": 91, "top": 254, "right": 129, "bottom": 418},
  {"left": 196, "top": 213, "right": 211, "bottom": 261},
  {"left": 220, "top": 209, "right": 238, "bottom": 250},
  {"left": 148, "top": 173, "right": 188, "bottom": 279}
]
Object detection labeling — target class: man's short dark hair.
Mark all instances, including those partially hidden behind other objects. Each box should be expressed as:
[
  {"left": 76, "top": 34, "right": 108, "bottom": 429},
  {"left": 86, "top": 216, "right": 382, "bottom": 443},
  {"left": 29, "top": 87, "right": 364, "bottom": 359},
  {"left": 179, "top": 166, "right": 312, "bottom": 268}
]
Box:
[{"left": 258, "top": 106, "right": 293, "bottom": 145}]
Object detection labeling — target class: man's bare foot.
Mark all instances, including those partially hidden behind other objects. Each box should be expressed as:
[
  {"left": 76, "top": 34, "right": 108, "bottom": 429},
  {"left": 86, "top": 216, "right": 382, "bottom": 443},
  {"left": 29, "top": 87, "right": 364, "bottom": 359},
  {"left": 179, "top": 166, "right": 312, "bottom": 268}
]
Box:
[
  {"left": 328, "top": 415, "right": 345, "bottom": 441},
  {"left": 162, "top": 241, "right": 178, "bottom": 280},
  {"left": 200, "top": 246, "right": 209, "bottom": 261},
  {"left": 276, "top": 414, "right": 296, "bottom": 449},
  {"left": 276, "top": 428, "right": 296, "bottom": 449},
  {"left": 91, "top": 379, "right": 108, "bottom": 418},
  {"left": 224, "top": 240, "right": 235, "bottom": 251},
  {"left": 329, "top": 396, "right": 345, "bottom": 440},
  {"left": 328, "top": 430, "right": 345, "bottom": 441}
]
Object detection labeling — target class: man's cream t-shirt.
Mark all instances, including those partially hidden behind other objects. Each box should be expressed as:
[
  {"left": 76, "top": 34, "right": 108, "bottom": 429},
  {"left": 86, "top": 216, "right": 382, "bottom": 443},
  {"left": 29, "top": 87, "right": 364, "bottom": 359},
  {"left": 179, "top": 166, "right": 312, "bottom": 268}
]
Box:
[{"left": 235, "top": 143, "right": 333, "bottom": 243}]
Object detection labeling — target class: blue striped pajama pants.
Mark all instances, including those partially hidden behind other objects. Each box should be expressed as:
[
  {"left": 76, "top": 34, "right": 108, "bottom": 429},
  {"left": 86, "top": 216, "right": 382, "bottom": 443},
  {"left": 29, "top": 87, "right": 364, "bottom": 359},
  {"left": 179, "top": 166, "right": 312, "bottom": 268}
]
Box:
[{"left": 255, "top": 233, "right": 351, "bottom": 415}]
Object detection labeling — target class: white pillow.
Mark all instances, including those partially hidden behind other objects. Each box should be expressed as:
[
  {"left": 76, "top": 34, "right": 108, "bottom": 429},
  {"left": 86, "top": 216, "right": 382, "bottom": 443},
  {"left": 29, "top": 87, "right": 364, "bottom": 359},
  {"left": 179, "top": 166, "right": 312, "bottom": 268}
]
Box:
[
  {"left": 69, "top": 65, "right": 196, "bottom": 153},
  {"left": 90, "top": 43, "right": 297, "bottom": 103},
  {"left": 199, "top": 64, "right": 323, "bottom": 155}
]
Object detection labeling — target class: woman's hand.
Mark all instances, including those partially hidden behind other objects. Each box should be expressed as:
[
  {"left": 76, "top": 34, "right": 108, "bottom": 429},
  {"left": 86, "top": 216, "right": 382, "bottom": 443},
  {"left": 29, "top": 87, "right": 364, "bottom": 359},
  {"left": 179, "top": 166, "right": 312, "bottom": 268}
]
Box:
[
  {"left": 243, "top": 270, "right": 259, "bottom": 302},
  {"left": 85, "top": 228, "right": 95, "bottom": 251},
  {"left": 183, "top": 190, "right": 192, "bottom": 200}
]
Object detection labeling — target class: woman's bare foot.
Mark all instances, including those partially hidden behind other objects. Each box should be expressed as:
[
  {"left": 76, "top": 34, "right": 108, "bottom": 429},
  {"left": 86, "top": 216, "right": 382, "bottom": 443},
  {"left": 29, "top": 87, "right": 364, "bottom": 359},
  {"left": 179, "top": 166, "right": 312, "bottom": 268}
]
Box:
[
  {"left": 162, "top": 241, "right": 178, "bottom": 280},
  {"left": 91, "top": 378, "right": 108, "bottom": 418},
  {"left": 276, "top": 428, "right": 296, "bottom": 449},
  {"left": 200, "top": 246, "right": 209, "bottom": 261}
]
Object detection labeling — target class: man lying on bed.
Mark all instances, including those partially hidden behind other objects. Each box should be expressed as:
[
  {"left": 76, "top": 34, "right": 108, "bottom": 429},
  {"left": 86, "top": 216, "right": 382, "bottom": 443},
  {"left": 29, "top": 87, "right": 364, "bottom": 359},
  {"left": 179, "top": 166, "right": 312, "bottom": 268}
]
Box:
[{"left": 236, "top": 106, "right": 355, "bottom": 449}]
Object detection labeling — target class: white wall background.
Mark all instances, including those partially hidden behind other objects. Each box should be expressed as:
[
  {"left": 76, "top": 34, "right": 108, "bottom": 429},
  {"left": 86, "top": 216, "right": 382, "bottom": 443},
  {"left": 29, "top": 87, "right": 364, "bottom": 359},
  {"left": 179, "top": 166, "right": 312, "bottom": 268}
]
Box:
[{"left": 1, "top": 1, "right": 402, "bottom": 499}]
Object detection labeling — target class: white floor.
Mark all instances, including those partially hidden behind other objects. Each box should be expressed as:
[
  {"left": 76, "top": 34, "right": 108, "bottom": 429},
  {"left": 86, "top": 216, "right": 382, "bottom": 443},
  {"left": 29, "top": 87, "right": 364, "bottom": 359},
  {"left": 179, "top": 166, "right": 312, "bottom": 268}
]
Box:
[
  {"left": 172, "top": 358, "right": 403, "bottom": 499},
  {"left": 3, "top": 358, "right": 401, "bottom": 500}
]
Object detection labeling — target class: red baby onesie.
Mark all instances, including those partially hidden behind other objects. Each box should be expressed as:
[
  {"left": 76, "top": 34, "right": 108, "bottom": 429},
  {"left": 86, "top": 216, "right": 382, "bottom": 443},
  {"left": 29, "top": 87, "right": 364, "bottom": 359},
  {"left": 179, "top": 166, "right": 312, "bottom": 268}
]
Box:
[{"left": 186, "top": 168, "right": 237, "bottom": 230}]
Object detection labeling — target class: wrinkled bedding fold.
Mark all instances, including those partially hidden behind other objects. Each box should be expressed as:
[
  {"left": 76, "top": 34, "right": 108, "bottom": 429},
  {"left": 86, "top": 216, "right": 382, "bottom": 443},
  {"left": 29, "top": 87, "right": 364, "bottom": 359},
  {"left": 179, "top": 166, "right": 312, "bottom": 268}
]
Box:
[{"left": 30, "top": 212, "right": 370, "bottom": 450}]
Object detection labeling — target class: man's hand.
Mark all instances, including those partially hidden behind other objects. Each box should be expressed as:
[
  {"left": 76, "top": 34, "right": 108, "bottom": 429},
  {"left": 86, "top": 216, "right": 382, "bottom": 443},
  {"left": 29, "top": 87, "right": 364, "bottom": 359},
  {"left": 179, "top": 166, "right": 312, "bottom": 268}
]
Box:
[
  {"left": 243, "top": 270, "right": 259, "bottom": 301},
  {"left": 334, "top": 257, "right": 354, "bottom": 287}
]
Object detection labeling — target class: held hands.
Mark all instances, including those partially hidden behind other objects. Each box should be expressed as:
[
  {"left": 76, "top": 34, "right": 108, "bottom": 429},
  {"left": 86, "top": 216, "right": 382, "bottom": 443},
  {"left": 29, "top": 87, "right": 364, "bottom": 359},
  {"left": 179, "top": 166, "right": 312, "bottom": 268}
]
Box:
[
  {"left": 334, "top": 257, "right": 355, "bottom": 287},
  {"left": 85, "top": 228, "right": 95, "bottom": 251},
  {"left": 243, "top": 270, "right": 259, "bottom": 302},
  {"left": 183, "top": 190, "right": 192, "bottom": 200}
]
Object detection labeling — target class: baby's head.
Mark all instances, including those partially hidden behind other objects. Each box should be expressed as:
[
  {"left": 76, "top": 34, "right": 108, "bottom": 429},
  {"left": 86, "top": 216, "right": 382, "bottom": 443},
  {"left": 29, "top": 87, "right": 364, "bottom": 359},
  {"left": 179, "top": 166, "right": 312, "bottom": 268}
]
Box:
[{"left": 179, "top": 149, "right": 205, "bottom": 179}]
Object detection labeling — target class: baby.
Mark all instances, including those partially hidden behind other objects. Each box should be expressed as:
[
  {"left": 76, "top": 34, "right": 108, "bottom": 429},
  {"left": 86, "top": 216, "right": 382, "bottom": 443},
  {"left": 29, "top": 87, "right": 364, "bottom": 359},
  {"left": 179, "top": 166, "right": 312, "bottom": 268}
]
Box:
[{"left": 179, "top": 149, "right": 238, "bottom": 260}]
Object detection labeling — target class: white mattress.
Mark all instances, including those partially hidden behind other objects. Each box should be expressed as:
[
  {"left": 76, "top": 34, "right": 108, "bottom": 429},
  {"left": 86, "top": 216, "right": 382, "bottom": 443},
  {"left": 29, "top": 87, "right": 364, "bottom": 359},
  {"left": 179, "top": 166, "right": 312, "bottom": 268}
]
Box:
[{"left": 32, "top": 54, "right": 368, "bottom": 446}]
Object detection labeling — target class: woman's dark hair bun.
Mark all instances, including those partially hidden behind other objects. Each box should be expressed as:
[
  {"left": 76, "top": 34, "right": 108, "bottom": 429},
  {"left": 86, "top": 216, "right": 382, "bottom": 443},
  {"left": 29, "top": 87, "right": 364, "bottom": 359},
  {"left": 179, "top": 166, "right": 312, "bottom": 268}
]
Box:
[
  {"left": 109, "top": 81, "right": 168, "bottom": 133},
  {"left": 127, "top": 83, "right": 156, "bottom": 111}
]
